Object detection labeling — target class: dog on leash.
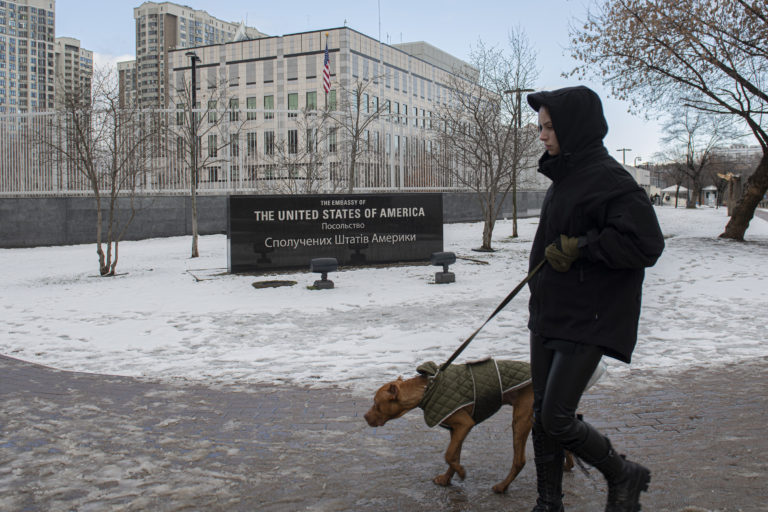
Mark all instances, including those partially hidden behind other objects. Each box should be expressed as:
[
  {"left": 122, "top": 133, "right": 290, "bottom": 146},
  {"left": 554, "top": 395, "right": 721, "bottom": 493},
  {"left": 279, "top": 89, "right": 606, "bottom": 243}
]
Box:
[{"left": 364, "top": 358, "right": 605, "bottom": 493}]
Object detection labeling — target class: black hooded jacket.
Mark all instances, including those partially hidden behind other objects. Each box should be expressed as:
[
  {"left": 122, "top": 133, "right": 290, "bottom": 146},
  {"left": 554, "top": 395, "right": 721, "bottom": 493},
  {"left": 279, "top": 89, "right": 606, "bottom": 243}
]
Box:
[{"left": 526, "top": 86, "right": 664, "bottom": 363}]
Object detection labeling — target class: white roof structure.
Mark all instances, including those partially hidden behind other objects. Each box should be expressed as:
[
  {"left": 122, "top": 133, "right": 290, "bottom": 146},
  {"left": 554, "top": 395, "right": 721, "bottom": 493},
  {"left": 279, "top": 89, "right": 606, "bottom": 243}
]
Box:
[{"left": 661, "top": 185, "right": 689, "bottom": 193}]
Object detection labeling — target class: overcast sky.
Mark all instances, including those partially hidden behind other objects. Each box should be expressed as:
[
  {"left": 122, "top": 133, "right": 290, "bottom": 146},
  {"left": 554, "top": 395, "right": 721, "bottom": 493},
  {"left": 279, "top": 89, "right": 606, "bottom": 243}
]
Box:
[{"left": 56, "top": 0, "right": 665, "bottom": 163}]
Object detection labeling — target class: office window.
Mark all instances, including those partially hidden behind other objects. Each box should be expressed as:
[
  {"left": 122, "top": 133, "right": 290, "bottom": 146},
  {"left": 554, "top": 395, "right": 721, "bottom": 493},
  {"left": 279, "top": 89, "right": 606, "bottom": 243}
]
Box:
[
  {"left": 246, "top": 96, "right": 257, "bottom": 120},
  {"left": 288, "top": 129, "right": 298, "bottom": 154},
  {"left": 328, "top": 127, "right": 337, "bottom": 153},
  {"left": 247, "top": 132, "right": 257, "bottom": 156},
  {"left": 246, "top": 61, "right": 256, "bottom": 84},
  {"left": 362, "top": 93, "right": 369, "bottom": 114},
  {"left": 228, "top": 63, "right": 239, "bottom": 86},
  {"left": 264, "top": 130, "right": 275, "bottom": 155},
  {"left": 208, "top": 100, "right": 217, "bottom": 123},
  {"left": 306, "top": 90, "right": 316, "bottom": 111},
  {"left": 264, "top": 95, "right": 274, "bottom": 119},
  {"left": 229, "top": 98, "right": 238, "bottom": 121},
  {"left": 327, "top": 89, "right": 336, "bottom": 110},
  {"left": 286, "top": 56, "right": 297, "bottom": 80},
  {"left": 305, "top": 54, "right": 316, "bottom": 78},
  {"left": 208, "top": 134, "right": 217, "bottom": 157},
  {"left": 263, "top": 60, "right": 273, "bottom": 83},
  {"left": 306, "top": 128, "right": 317, "bottom": 153},
  {"left": 230, "top": 133, "right": 239, "bottom": 157},
  {"left": 176, "top": 102, "right": 184, "bottom": 125},
  {"left": 287, "top": 93, "right": 298, "bottom": 117}
]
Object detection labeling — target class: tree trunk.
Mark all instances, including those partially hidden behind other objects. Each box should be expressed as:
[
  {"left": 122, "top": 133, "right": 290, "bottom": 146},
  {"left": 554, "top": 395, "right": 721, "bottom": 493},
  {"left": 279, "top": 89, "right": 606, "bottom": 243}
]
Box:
[
  {"left": 687, "top": 179, "right": 701, "bottom": 209},
  {"left": 720, "top": 154, "right": 768, "bottom": 241},
  {"left": 480, "top": 193, "right": 497, "bottom": 251},
  {"left": 94, "top": 193, "right": 109, "bottom": 276},
  {"left": 481, "top": 217, "right": 496, "bottom": 250},
  {"left": 190, "top": 160, "right": 199, "bottom": 258},
  {"left": 347, "top": 139, "right": 358, "bottom": 193},
  {"left": 191, "top": 188, "right": 199, "bottom": 258},
  {"left": 511, "top": 172, "right": 519, "bottom": 238}
]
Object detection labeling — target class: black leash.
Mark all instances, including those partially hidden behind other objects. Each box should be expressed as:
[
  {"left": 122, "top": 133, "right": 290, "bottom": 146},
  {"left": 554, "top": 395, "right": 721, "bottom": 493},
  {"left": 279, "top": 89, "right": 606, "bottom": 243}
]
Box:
[{"left": 438, "top": 259, "right": 546, "bottom": 373}]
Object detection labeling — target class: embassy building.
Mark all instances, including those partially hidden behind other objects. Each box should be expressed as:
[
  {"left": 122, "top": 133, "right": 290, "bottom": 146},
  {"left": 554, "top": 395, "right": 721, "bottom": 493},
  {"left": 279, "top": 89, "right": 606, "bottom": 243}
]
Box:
[{"left": 164, "top": 26, "right": 479, "bottom": 193}]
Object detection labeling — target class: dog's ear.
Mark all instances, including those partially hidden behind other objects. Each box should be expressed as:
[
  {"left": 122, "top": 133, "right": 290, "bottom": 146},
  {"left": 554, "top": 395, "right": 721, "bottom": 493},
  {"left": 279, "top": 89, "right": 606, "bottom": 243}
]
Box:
[{"left": 387, "top": 382, "right": 399, "bottom": 400}]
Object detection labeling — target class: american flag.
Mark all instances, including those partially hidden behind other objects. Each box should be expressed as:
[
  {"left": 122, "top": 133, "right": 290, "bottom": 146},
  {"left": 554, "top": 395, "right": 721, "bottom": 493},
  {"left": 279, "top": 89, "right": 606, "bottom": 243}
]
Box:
[{"left": 322, "top": 40, "right": 331, "bottom": 94}]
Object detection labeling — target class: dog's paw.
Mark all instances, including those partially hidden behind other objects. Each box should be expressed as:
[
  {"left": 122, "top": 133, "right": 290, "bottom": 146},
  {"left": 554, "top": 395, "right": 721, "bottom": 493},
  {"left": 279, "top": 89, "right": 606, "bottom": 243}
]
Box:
[
  {"left": 433, "top": 474, "right": 452, "bottom": 487},
  {"left": 492, "top": 482, "right": 509, "bottom": 494}
]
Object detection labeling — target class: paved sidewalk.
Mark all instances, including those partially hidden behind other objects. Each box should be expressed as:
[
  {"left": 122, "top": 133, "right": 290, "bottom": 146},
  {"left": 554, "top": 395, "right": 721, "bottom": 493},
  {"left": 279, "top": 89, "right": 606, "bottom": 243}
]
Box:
[{"left": 1, "top": 355, "right": 766, "bottom": 512}]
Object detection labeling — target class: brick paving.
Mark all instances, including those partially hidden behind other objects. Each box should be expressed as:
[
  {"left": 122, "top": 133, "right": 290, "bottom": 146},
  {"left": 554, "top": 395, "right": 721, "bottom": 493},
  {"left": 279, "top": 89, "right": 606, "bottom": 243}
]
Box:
[{"left": 1, "top": 354, "right": 766, "bottom": 511}]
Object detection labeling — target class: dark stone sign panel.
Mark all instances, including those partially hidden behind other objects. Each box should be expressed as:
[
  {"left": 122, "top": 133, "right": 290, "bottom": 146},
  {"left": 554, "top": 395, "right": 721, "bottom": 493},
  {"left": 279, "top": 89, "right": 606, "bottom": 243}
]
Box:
[{"left": 228, "top": 193, "right": 444, "bottom": 273}]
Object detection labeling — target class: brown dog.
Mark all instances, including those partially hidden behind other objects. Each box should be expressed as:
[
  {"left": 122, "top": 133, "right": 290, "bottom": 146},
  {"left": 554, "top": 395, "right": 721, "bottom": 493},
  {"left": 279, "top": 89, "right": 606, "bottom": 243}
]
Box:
[{"left": 364, "top": 359, "right": 576, "bottom": 493}]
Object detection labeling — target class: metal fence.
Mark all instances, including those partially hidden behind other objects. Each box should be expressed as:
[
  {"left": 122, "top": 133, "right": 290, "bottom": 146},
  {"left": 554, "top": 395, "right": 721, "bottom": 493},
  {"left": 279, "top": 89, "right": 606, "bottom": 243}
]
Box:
[{"left": 1, "top": 108, "right": 470, "bottom": 197}]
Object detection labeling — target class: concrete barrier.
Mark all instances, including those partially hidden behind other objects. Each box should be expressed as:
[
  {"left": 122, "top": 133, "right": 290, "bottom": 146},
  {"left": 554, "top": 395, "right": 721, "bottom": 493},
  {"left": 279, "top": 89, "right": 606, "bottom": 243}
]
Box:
[{"left": 0, "top": 191, "right": 546, "bottom": 248}]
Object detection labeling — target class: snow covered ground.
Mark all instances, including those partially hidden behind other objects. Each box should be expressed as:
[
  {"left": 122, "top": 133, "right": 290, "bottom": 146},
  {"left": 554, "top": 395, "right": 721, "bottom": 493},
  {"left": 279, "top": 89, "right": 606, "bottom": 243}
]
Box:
[{"left": 2, "top": 206, "right": 766, "bottom": 393}]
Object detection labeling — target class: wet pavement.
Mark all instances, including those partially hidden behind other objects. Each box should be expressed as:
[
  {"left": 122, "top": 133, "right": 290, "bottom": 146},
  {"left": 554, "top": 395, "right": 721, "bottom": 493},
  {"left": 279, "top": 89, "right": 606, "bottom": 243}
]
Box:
[{"left": 1, "top": 354, "right": 767, "bottom": 512}]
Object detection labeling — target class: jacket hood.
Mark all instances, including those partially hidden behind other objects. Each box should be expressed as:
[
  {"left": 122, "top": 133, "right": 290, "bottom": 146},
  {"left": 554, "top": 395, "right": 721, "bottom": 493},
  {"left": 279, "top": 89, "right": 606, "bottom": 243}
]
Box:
[{"left": 527, "top": 86, "right": 608, "bottom": 155}]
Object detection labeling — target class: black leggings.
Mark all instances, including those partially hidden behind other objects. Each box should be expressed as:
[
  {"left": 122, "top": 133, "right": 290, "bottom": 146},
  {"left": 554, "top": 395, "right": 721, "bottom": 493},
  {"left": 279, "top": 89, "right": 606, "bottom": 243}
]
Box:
[{"left": 530, "top": 332, "right": 604, "bottom": 449}]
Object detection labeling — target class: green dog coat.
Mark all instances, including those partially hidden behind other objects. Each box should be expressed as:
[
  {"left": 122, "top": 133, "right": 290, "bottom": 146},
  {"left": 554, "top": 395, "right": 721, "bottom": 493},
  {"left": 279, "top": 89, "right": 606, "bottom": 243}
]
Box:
[{"left": 417, "top": 358, "right": 531, "bottom": 428}]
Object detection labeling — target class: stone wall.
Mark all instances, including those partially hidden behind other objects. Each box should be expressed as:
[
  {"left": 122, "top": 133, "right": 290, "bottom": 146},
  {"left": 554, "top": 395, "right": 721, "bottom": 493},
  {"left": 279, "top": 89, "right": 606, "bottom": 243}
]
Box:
[{"left": 0, "top": 191, "right": 546, "bottom": 248}]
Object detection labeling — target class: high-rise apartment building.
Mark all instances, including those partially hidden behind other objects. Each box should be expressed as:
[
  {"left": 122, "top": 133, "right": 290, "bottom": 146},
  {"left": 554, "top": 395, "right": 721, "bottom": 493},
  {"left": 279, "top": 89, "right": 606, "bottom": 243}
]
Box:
[
  {"left": 54, "top": 36, "right": 92, "bottom": 108},
  {"left": 129, "top": 1, "right": 266, "bottom": 108},
  {"left": 117, "top": 59, "right": 137, "bottom": 108},
  {"left": 0, "top": 0, "right": 55, "bottom": 113}
]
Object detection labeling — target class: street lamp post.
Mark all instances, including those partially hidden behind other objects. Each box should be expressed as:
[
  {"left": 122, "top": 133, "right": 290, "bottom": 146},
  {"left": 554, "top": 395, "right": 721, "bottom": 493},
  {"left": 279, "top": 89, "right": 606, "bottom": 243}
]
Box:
[
  {"left": 503, "top": 88, "right": 534, "bottom": 238},
  {"left": 186, "top": 51, "right": 201, "bottom": 257},
  {"left": 185, "top": 51, "right": 200, "bottom": 181},
  {"left": 616, "top": 147, "right": 632, "bottom": 165}
]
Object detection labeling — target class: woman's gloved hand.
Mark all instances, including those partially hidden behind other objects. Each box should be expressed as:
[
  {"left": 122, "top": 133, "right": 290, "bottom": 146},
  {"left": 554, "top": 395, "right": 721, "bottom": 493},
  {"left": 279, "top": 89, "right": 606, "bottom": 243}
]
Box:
[{"left": 545, "top": 235, "right": 581, "bottom": 272}]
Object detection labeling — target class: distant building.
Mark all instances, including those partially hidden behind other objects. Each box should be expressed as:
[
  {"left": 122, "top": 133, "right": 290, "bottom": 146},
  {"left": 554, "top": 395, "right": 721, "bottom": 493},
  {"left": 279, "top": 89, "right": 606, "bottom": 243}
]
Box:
[
  {"left": 0, "top": 0, "right": 56, "bottom": 113},
  {"left": 117, "top": 59, "right": 138, "bottom": 108},
  {"left": 54, "top": 36, "right": 92, "bottom": 108},
  {"left": 127, "top": 1, "right": 267, "bottom": 108},
  {"left": 166, "top": 26, "right": 481, "bottom": 190},
  {"left": 622, "top": 164, "right": 651, "bottom": 193}
]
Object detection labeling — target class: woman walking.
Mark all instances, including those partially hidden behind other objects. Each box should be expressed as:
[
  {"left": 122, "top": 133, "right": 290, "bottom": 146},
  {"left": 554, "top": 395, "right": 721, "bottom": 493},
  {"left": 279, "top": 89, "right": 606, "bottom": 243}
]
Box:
[{"left": 525, "top": 86, "right": 665, "bottom": 511}]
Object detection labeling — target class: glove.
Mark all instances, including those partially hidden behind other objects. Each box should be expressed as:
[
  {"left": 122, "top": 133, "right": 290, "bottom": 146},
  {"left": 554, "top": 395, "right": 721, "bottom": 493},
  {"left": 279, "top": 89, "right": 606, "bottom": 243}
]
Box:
[{"left": 545, "top": 235, "right": 581, "bottom": 272}]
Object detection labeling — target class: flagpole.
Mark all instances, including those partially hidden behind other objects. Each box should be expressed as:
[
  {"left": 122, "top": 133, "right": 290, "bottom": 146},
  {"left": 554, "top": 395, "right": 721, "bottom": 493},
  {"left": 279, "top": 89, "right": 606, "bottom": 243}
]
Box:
[{"left": 324, "top": 32, "right": 329, "bottom": 109}]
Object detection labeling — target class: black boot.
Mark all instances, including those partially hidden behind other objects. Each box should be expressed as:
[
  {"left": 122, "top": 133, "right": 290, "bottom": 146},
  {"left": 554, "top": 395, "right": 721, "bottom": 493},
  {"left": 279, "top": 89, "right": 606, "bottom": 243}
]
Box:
[
  {"left": 567, "top": 425, "right": 650, "bottom": 512},
  {"left": 530, "top": 425, "right": 565, "bottom": 512},
  {"left": 600, "top": 452, "right": 650, "bottom": 512}
]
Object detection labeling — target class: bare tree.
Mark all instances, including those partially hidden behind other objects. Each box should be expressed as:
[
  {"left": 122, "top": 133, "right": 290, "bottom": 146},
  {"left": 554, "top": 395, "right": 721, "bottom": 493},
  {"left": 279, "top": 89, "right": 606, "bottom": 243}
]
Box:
[
  {"left": 660, "top": 108, "right": 736, "bottom": 208},
  {"left": 568, "top": 0, "right": 768, "bottom": 240},
  {"left": 169, "top": 73, "right": 243, "bottom": 257},
  {"left": 325, "top": 75, "right": 389, "bottom": 192},
  {"left": 264, "top": 107, "right": 332, "bottom": 194},
  {"left": 39, "top": 67, "right": 159, "bottom": 276},
  {"left": 430, "top": 34, "right": 539, "bottom": 251}
]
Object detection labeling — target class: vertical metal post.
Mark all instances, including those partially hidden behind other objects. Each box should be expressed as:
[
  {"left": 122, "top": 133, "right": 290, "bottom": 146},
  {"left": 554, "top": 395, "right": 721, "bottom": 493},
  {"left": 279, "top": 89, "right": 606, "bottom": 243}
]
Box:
[{"left": 186, "top": 52, "right": 199, "bottom": 189}]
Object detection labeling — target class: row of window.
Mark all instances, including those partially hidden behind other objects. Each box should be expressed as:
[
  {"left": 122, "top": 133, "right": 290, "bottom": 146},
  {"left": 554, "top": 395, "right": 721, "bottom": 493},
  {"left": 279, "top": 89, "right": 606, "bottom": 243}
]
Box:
[
  {"left": 186, "top": 130, "right": 433, "bottom": 161},
  {"left": 175, "top": 91, "right": 338, "bottom": 124},
  {"left": 174, "top": 91, "right": 434, "bottom": 130},
  {"left": 181, "top": 129, "right": 337, "bottom": 160},
  {"left": 0, "top": 2, "right": 53, "bottom": 16}
]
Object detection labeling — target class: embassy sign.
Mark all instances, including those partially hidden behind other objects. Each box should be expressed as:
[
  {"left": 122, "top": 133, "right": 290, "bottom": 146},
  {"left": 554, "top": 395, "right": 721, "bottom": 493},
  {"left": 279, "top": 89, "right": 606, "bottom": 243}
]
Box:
[{"left": 227, "top": 193, "right": 443, "bottom": 273}]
